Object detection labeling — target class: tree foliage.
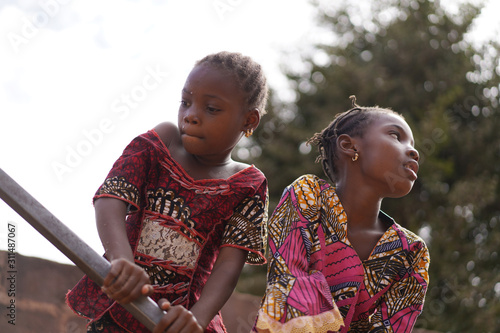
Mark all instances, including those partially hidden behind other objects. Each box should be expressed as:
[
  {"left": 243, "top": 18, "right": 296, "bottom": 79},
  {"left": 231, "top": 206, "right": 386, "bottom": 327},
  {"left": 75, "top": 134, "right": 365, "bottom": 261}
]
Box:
[{"left": 238, "top": 0, "right": 500, "bottom": 331}]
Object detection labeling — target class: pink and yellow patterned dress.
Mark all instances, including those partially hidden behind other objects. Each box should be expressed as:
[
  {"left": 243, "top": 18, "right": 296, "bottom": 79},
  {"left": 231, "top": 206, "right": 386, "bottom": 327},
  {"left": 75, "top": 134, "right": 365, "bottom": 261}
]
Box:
[
  {"left": 66, "top": 129, "right": 268, "bottom": 333},
  {"left": 254, "top": 174, "right": 429, "bottom": 333}
]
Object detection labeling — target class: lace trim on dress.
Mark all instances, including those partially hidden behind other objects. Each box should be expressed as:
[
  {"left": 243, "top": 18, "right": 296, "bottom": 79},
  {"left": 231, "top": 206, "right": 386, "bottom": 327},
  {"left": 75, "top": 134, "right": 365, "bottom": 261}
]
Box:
[{"left": 255, "top": 309, "right": 344, "bottom": 333}]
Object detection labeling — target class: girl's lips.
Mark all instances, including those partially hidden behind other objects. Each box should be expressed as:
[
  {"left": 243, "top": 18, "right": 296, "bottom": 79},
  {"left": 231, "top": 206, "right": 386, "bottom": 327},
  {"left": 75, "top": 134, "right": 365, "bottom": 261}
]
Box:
[
  {"left": 404, "top": 160, "right": 419, "bottom": 180},
  {"left": 181, "top": 127, "right": 202, "bottom": 139},
  {"left": 180, "top": 125, "right": 202, "bottom": 139},
  {"left": 182, "top": 133, "right": 202, "bottom": 139}
]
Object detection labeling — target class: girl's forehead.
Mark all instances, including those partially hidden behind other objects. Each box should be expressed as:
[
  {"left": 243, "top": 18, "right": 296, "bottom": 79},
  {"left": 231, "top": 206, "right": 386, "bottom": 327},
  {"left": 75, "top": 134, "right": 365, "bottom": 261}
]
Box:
[
  {"left": 369, "top": 112, "right": 413, "bottom": 134},
  {"left": 183, "top": 64, "right": 247, "bottom": 108},
  {"left": 184, "top": 65, "right": 240, "bottom": 94},
  {"left": 188, "top": 64, "right": 235, "bottom": 83},
  {"left": 184, "top": 64, "right": 241, "bottom": 93}
]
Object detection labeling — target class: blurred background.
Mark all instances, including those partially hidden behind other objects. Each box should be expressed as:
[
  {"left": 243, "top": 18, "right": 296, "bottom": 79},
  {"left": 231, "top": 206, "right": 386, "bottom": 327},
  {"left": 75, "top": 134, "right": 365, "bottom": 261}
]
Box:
[{"left": 1, "top": 0, "right": 499, "bottom": 332}]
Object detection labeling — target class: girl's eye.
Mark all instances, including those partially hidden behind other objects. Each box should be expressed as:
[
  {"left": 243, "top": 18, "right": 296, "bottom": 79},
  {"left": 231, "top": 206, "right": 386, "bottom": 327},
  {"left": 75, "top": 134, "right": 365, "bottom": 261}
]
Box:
[
  {"left": 390, "top": 132, "right": 400, "bottom": 140},
  {"left": 180, "top": 100, "right": 190, "bottom": 107},
  {"left": 207, "top": 106, "right": 221, "bottom": 113}
]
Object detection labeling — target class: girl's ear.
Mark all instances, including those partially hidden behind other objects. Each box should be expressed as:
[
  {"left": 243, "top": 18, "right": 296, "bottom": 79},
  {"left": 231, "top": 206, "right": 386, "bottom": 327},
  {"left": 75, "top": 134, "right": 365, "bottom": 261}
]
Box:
[
  {"left": 243, "top": 108, "right": 261, "bottom": 131},
  {"left": 337, "top": 134, "right": 358, "bottom": 160}
]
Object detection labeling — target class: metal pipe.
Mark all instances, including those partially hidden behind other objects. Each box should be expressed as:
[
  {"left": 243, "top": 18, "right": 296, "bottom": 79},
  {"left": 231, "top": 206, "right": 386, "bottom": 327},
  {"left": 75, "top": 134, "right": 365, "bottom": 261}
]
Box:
[{"left": 0, "top": 168, "right": 164, "bottom": 331}]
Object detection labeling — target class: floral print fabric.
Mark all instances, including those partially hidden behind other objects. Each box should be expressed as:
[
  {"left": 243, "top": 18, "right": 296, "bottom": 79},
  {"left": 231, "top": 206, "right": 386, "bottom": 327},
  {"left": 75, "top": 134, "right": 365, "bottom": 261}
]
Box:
[{"left": 254, "top": 174, "right": 429, "bottom": 333}]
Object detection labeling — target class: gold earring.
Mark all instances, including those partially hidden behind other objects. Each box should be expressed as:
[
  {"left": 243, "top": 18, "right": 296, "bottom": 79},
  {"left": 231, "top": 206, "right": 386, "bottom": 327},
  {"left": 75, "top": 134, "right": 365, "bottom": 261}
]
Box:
[
  {"left": 352, "top": 152, "right": 359, "bottom": 162},
  {"left": 245, "top": 129, "right": 253, "bottom": 138}
]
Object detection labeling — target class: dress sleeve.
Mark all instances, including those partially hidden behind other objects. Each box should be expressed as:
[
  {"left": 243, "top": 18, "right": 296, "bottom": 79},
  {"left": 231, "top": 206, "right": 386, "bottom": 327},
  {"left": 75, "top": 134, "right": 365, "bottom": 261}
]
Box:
[
  {"left": 93, "top": 131, "right": 156, "bottom": 212},
  {"left": 369, "top": 239, "right": 430, "bottom": 332},
  {"left": 221, "top": 179, "right": 268, "bottom": 264},
  {"left": 254, "top": 176, "right": 344, "bottom": 333}
]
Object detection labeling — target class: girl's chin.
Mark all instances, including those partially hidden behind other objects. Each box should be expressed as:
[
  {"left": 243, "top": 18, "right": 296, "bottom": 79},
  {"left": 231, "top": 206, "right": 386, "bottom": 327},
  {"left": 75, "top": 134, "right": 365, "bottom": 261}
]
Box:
[
  {"left": 386, "top": 182, "right": 414, "bottom": 198},
  {"left": 181, "top": 138, "right": 204, "bottom": 153}
]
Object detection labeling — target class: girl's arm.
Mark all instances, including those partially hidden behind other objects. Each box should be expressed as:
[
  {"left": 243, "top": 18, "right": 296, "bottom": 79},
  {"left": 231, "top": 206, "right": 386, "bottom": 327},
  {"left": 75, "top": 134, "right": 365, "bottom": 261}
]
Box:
[
  {"left": 190, "top": 247, "right": 247, "bottom": 328},
  {"left": 95, "top": 197, "right": 152, "bottom": 304},
  {"left": 369, "top": 242, "right": 430, "bottom": 332},
  {"left": 254, "top": 176, "right": 344, "bottom": 333},
  {"left": 95, "top": 197, "right": 132, "bottom": 261}
]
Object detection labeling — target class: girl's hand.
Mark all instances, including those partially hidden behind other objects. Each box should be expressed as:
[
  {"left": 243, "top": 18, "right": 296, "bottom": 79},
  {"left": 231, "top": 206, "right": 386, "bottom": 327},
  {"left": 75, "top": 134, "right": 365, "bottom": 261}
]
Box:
[
  {"left": 153, "top": 299, "right": 204, "bottom": 333},
  {"left": 101, "top": 258, "right": 152, "bottom": 304}
]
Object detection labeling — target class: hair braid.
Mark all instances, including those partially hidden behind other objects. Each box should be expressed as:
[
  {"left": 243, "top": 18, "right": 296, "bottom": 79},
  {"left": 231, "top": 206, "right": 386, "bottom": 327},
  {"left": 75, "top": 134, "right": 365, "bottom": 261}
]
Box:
[
  {"left": 307, "top": 96, "right": 402, "bottom": 184},
  {"left": 196, "top": 51, "right": 268, "bottom": 115}
]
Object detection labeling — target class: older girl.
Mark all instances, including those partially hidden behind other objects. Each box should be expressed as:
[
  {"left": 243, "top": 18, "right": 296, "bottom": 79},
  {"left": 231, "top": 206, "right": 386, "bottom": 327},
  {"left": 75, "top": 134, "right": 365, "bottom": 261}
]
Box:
[{"left": 254, "top": 97, "right": 430, "bottom": 332}]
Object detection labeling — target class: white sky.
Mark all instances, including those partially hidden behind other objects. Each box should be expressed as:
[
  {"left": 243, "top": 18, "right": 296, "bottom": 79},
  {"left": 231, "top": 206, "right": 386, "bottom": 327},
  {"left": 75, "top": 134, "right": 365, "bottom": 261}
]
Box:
[{"left": 1, "top": 0, "right": 499, "bottom": 265}]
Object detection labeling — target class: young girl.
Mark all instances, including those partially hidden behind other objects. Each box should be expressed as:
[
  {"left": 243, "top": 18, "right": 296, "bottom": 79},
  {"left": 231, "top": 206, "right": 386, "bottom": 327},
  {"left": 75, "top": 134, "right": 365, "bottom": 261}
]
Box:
[
  {"left": 66, "top": 51, "right": 269, "bottom": 332},
  {"left": 253, "top": 97, "right": 430, "bottom": 332}
]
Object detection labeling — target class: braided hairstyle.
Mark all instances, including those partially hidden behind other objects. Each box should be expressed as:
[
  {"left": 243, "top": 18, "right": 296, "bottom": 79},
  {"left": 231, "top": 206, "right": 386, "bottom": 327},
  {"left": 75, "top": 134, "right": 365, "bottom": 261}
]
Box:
[
  {"left": 195, "top": 51, "right": 268, "bottom": 116},
  {"left": 307, "top": 96, "right": 403, "bottom": 184}
]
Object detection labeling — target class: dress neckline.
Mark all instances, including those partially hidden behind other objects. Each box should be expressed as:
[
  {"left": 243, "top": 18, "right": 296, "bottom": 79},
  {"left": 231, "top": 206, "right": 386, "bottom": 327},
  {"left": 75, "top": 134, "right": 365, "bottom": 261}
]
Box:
[{"left": 331, "top": 188, "right": 397, "bottom": 263}]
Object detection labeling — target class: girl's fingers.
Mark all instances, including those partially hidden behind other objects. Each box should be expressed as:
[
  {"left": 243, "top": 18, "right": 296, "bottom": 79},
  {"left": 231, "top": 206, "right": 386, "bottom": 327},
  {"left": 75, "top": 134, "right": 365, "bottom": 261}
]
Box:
[
  {"left": 160, "top": 307, "right": 182, "bottom": 333},
  {"left": 103, "top": 259, "right": 129, "bottom": 288},
  {"left": 102, "top": 272, "right": 125, "bottom": 297},
  {"left": 141, "top": 284, "right": 154, "bottom": 296},
  {"left": 114, "top": 275, "right": 140, "bottom": 303},
  {"left": 153, "top": 310, "right": 174, "bottom": 333},
  {"left": 178, "top": 320, "right": 203, "bottom": 333},
  {"left": 102, "top": 261, "right": 121, "bottom": 288},
  {"left": 113, "top": 271, "right": 150, "bottom": 303},
  {"left": 101, "top": 259, "right": 151, "bottom": 303},
  {"left": 165, "top": 308, "right": 202, "bottom": 333},
  {"left": 152, "top": 299, "right": 171, "bottom": 333},
  {"left": 158, "top": 298, "right": 171, "bottom": 311},
  {"left": 153, "top": 305, "right": 203, "bottom": 333}
]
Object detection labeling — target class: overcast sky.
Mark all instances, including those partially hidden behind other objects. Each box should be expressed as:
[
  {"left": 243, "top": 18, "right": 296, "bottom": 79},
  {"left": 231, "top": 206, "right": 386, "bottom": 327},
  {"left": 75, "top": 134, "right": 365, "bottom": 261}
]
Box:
[{"left": 1, "top": 0, "right": 499, "bottom": 265}]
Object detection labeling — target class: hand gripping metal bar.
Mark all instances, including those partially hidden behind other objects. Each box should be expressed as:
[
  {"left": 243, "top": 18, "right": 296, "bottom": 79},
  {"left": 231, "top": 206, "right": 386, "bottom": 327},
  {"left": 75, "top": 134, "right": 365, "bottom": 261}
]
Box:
[{"left": 0, "top": 168, "right": 164, "bottom": 331}]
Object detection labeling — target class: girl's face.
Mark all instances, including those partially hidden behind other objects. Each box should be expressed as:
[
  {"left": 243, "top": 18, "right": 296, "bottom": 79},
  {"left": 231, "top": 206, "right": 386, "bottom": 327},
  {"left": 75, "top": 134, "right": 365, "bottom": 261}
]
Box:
[
  {"left": 178, "top": 64, "right": 251, "bottom": 162},
  {"left": 355, "top": 112, "right": 419, "bottom": 198}
]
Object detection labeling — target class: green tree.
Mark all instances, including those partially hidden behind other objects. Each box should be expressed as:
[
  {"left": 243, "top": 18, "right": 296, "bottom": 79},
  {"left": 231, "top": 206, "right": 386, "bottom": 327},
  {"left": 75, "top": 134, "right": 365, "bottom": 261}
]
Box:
[{"left": 238, "top": 0, "right": 500, "bottom": 331}]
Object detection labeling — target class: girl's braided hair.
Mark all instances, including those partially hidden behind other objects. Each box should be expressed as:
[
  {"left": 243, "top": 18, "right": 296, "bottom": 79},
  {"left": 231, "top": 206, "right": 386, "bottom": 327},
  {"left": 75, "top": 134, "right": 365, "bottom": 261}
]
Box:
[
  {"left": 196, "top": 51, "right": 268, "bottom": 116},
  {"left": 307, "top": 96, "right": 403, "bottom": 184}
]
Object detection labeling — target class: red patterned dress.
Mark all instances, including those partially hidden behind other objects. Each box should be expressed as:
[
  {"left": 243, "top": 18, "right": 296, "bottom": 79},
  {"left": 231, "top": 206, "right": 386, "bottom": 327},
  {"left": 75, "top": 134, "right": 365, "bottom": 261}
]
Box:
[
  {"left": 66, "top": 129, "right": 268, "bottom": 333},
  {"left": 254, "top": 174, "right": 429, "bottom": 333}
]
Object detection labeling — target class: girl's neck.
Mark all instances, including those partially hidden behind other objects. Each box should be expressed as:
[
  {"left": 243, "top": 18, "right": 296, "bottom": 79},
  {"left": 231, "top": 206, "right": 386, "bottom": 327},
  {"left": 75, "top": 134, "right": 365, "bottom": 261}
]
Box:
[
  {"left": 191, "top": 153, "right": 232, "bottom": 167},
  {"left": 154, "top": 123, "right": 249, "bottom": 180},
  {"left": 335, "top": 182, "right": 382, "bottom": 229},
  {"left": 179, "top": 150, "right": 249, "bottom": 181}
]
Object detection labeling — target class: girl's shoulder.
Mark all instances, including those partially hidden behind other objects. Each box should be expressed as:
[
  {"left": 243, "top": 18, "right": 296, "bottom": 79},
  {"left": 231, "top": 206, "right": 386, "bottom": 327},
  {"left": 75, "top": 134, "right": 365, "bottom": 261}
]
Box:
[
  {"left": 153, "top": 122, "right": 181, "bottom": 148},
  {"left": 290, "top": 174, "right": 332, "bottom": 193},
  {"left": 227, "top": 160, "right": 256, "bottom": 177},
  {"left": 279, "top": 174, "right": 334, "bottom": 209},
  {"left": 392, "top": 222, "right": 429, "bottom": 253}
]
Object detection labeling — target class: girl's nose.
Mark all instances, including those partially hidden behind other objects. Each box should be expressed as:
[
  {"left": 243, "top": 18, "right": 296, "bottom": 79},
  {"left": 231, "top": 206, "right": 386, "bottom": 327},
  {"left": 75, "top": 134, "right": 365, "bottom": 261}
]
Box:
[
  {"left": 408, "top": 146, "right": 419, "bottom": 162},
  {"left": 183, "top": 109, "right": 199, "bottom": 125}
]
